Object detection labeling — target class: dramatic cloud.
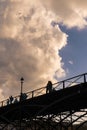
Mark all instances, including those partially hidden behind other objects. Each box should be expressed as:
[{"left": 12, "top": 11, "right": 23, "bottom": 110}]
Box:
[
  {"left": 0, "top": 0, "right": 68, "bottom": 99},
  {"left": 0, "top": 0, "right": 87, "bottom": 100},
  {"left": 43, "top": 0, "right": 87, "bottom": 28}
]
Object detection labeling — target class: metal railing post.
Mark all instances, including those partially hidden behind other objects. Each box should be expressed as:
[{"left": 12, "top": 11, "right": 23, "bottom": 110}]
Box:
[
  {"left": 83, "top": 74, "right": 86, "bottom": 83},
  {"left": 32, "top": 91, "right": 34, "bottom": 98},
  {"left": 63, "top": 81, "right": 65, "bottom": 89},
  {"left": 2, "top": 101, "right": 3, "bottom": 107}
]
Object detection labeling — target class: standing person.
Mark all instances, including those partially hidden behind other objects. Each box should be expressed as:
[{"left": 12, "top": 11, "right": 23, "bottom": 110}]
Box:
[
  {"left": 46, "top": 81, "right": 52, "bottom": 93},
  {"left": 9, "top": 96, "right": 14, "bottom": 104}
]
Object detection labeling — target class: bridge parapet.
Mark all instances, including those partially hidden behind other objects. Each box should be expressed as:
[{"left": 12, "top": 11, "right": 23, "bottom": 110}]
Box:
[
  {"left": 54, "top": 73, "right": 87, "bottom": 90},
  {"left": 0, "top": 73, "right": 87, "bottom": 107}
]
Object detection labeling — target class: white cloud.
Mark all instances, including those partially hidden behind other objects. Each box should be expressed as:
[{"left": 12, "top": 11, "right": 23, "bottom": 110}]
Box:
[
  {"left": 0, "top": 0, "right": 87, "bottom": 100},
  {"left": 43, "top": 0, "right": 87, "bottom": 29},
  {"left": 0, "top": 0, "right": 68, "bottom": 99},
  {"left": 69, "top": 60, "right": 73, "bottom": 65}
]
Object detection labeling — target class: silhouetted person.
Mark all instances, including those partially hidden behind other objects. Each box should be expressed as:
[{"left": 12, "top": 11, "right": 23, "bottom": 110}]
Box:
[
  {"left": 9, "top": 96, "right": 13, "bottom": 104},
  {"left": 22, "top": 93, "right": 28, "bottom": 100},
  {"left": 14, "top": 98, "right": 18, "bottom": 103},
  {"left": 46, "top": 81, "right": 52, "bottom": 93},
  {"left": 20, "top": 93, "right": 27, "bottom": 101}
]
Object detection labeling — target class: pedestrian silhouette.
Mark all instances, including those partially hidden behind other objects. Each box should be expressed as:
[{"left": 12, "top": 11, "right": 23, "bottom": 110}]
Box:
[
  {"left": 9, "top": 96, "right": 14, "bottom": 104},
  {"left": 14, "top": 98, "right": 18, "bottom": 103},
  {"left": 46, "top": 81, "right": 52, "bottom": 93},
  {"left": 22, "top": 93, "right": 28, "bottom": 100},
  {"left": 20, "top": 93, "right": 28, "bottom": 101}
]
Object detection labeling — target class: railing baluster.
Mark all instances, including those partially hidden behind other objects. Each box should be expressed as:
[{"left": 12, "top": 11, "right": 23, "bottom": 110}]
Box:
[
  {"left": 2, "top": 101, "right": 3, "bottom": 107},
  {"left": 32, "top": 91, "right": 34, "bottom": 98},
  {"left": 83, "top": 74, "right": 86, "bottom": 83},
  {"left": 63, "top": 81, "right": 65, "bottom": 89}
]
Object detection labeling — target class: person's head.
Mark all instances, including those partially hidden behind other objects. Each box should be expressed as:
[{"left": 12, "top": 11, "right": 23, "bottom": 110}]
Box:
[{"left": 48, "top": 81, "right": 51, "bottom": 83}]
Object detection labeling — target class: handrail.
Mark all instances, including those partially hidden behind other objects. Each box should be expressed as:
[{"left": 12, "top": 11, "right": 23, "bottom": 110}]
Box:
[
  {"left": 0, "top": 73, "right": 87, "bottom": 107},
  {"left": 53, "top": 73, "right": 87, "bottom": 85}
]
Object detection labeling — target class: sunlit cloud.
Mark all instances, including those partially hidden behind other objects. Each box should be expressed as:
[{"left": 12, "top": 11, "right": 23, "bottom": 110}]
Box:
[
  {"left": 0, "top": 0, "right": 87, "bottom": 100},
  {"left": 69, "top": 60, "right": 73, "bottom": 65},
  {"left": 0, "top": 0, "right": 68, "bottom": 99},
  {"left": 43, "top": 0, "right": 87, "bottom": 29}
]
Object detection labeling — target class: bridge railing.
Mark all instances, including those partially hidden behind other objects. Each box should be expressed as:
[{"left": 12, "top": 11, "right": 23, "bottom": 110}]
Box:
[
  {"left": 0, "top": 87, "right": 46, "bottom": 107},
  {"left": 26, "top": 86, "right": 46, "bottom": 98},
  {"left": 0, "top": 73, "right": 87, "bottom": 107},
  {"left": 53, "top": 73, "right": 87, "bottom": 90}
]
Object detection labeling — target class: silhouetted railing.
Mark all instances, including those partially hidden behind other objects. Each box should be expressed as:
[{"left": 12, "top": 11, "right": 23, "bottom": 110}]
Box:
[
  {"left": 0, "top": 73, "right": 87, "bottom": 107},
  {"left": 53, "top": 73, "right": 87, "bottom": 90}
]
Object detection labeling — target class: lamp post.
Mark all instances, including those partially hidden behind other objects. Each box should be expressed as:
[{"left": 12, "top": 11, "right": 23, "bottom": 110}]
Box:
[
  {"left": 20, "top": 77, "right": 24, "bottom": 95},
  {"left": 20, "top": 77, "right": 24, "bottom": 129}
]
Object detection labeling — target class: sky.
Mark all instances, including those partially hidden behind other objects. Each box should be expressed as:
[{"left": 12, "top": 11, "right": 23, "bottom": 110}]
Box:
[
  {"left": 0, "top": 0, "right": 87, "bottom": 100},
  {"left": 59, "top": 26, "right": 87, "bottom": 79}
]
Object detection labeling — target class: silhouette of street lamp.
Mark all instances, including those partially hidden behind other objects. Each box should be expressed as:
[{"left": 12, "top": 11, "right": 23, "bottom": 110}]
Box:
[
  {"left": 20, "top": 77, "right": 24, "bottom": 95},
  {"left": 20, "top": 77, "right": 24, "bottom": 128}
]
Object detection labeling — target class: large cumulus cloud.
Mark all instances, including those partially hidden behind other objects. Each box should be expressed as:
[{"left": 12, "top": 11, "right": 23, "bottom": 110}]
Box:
[
  {"left": 0, "top": 0, "right": 87, "bottom": 100},
  {"left": 43, "top": 0, "right": 87, "bottom": 28}
]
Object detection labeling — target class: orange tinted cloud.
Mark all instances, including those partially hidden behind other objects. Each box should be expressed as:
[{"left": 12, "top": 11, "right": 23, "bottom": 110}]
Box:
[{"left": 2, "top": 0, "right": 86, "bottom": 99}]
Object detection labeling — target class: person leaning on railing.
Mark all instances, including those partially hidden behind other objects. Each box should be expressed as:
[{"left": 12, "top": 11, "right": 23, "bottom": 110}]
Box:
[{"left": 46, "top": 81, "right": 53, "bottom": 93}]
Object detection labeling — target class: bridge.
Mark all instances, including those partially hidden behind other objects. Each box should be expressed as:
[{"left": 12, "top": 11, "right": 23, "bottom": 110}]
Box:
[{"left": 0, "top": 73, "right": 87, "bottom": 130}]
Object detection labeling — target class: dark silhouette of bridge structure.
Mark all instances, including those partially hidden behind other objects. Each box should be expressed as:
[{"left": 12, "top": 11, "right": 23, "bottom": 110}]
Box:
[{"left": 0, "top": 73, "right": 87, "bottom": 130}]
